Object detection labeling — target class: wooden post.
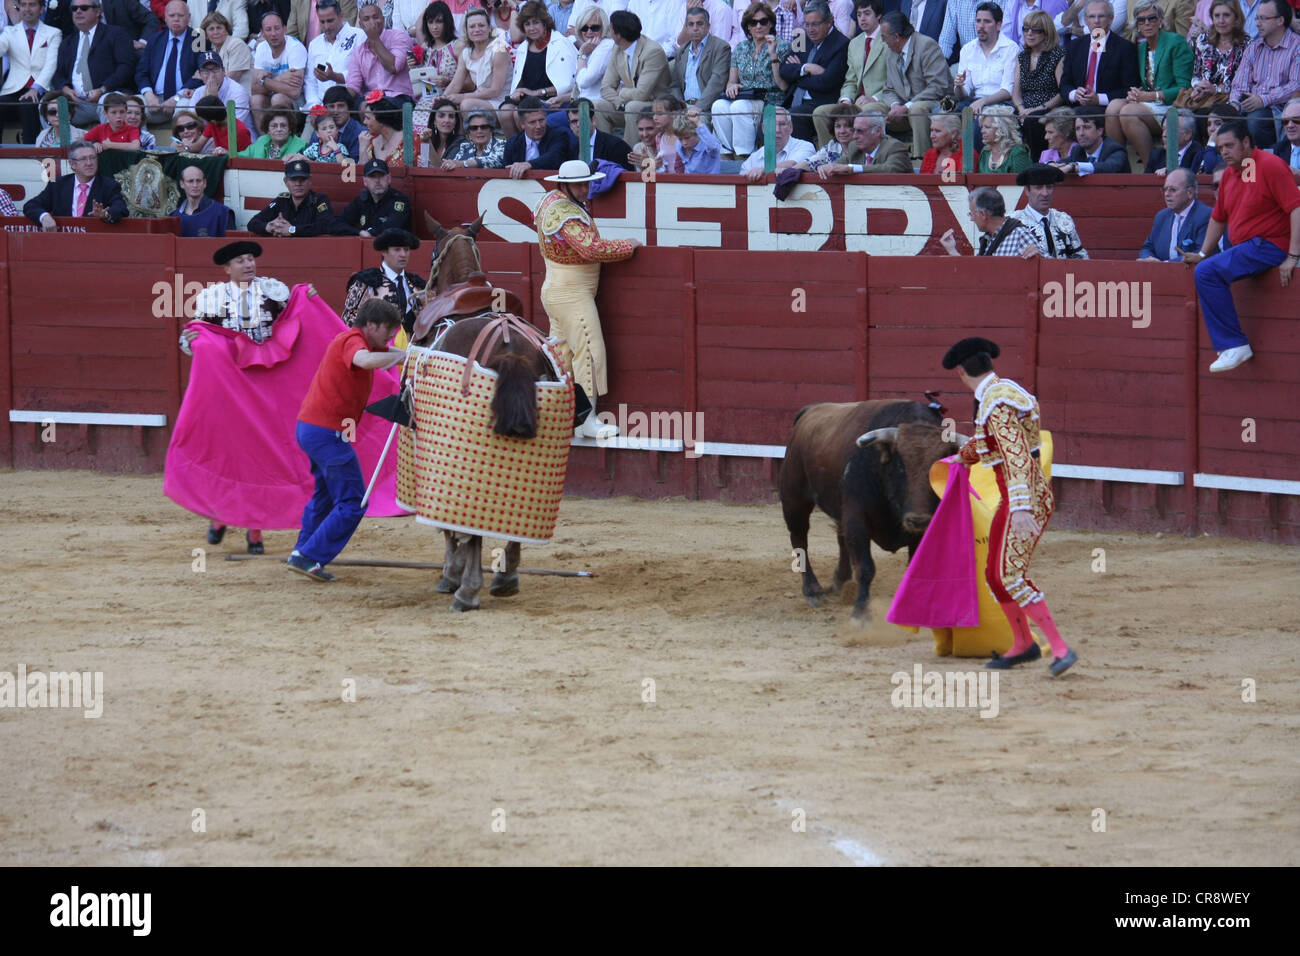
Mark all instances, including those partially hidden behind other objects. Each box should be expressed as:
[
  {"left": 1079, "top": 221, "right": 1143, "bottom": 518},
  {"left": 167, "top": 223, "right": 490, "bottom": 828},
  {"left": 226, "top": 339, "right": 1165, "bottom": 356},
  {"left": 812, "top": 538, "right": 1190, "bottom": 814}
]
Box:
[
  {"left": 763, "top": 103, "right": 776, "bottom": 173},
  {"left": 225, "top": 99, "right": 237, "bottom": 154},
  {"left": 579, "top": 100, "right": 592, "bottom": 164},
  {"left": 403, "top": 100, "right": 414, "bottom": 166},
  {"left": 1165, "top": 107, "right": 1178, "bottom": 175},
  {"left": 961, "top": 106, "right": 974, "bottom": 173}
]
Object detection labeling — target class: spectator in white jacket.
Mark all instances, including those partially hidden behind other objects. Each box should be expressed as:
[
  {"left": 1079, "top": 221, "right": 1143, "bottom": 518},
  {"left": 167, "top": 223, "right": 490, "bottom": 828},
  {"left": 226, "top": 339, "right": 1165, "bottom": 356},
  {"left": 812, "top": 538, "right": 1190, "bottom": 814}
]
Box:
[
  {"left": 188, "top": 0, "right": 250, "bottom": 41},
  {"left": 500, "top": 0, "right": 578, "bottom": 133}
]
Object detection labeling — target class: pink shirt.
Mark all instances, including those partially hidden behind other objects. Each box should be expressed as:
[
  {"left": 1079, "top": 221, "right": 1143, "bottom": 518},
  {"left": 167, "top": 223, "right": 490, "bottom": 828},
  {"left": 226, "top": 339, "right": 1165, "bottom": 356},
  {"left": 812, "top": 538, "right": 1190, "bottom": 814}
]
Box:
[{"left": 346, "top": 29, "right": 415, "bottom": 99}]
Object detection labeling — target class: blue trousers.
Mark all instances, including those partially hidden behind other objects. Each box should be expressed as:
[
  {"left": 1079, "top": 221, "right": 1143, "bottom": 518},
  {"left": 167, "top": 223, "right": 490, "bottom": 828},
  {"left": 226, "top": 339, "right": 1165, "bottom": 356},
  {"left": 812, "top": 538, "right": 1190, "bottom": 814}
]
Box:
[
  {"left": 294, "top": 422, "right": 366, "bottom": 566},
  {"left": 1193, "top": 238, "right": 1287, "bottom": 351}
]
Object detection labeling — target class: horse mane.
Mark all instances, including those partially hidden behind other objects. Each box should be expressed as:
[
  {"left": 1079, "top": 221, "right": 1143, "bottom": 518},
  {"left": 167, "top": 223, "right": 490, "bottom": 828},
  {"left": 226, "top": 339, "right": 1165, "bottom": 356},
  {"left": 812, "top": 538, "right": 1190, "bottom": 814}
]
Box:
[{"left": 491, "top": 350, "right": 540, "bottom": 438}]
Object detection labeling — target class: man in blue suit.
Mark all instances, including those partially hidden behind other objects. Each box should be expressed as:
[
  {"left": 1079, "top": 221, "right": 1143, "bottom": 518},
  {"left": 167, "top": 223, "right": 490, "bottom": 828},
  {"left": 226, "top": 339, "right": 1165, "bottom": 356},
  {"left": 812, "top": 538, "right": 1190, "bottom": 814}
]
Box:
[
  {"left": 779, "top": 0, "right": 850, "bottom": 144},
  {"left": 23, "top": 140, "right": 128, "bottom": 229},
  {"left": 1054, "top": 108, "right": 1131, "bottom": 174},
  {"left": 911, "top": 0, "right": 947, "bottom": 43},
  {"left": 50, "top": 0, "right": 137, "bottom": 126},
  {"left": 1138, "top": 169, "right": 1212, "bottom": 261},
  {"left": 137, "top": 2, "right": 204, "bottom": 123},
  {"left": 504, "top": 97, "right": 571, "bottom": 179}
]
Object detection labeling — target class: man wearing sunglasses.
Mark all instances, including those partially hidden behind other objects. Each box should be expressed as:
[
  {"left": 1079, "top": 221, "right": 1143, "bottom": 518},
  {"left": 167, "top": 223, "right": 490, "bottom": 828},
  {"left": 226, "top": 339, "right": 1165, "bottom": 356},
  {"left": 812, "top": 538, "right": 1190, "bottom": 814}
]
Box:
[
  {"left": 50, "top": 0, "right": 137, "bottom": 127},
  {"left": 1270, "top": 98, "right": 1300, "bottom": 184},
  {"left": 0, "top": 0, "right": 61, "bottom": 144}
]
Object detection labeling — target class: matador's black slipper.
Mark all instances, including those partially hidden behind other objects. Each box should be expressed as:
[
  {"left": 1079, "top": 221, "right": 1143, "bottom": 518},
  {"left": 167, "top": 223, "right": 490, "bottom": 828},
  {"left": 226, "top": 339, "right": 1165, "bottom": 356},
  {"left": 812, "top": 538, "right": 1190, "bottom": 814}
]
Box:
[
  {"left": 246, "top": 533, "right": 265, "bottom": 555},
  {"left": 986, "top": 644, "right": 1043, "bottom": 669},
  {"left": 207, "top": 524, "right": 227, "bottom": 545}
]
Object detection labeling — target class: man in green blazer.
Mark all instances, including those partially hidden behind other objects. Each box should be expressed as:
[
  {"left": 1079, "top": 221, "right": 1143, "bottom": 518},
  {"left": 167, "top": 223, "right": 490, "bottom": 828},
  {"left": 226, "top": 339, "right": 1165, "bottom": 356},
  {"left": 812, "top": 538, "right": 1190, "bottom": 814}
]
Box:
[
  {"left": 813, "top": 0, "right": 887, "bottom": 148},
  {"left": 1105, "top": 0, "right": 1193, "bottom": 167}
]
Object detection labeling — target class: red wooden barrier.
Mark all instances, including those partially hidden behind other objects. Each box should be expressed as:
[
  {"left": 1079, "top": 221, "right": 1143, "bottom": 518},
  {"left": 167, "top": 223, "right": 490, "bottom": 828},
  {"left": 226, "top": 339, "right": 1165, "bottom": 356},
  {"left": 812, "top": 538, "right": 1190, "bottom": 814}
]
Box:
[
  {"left": 8, "top": 232, "right": 178, "bottom": 470},
  {"left": 1, "top": 216, "right": 180, "bottom": 234},
  {"left": 2, "top": 235, "right": 1298, "bottom": 541}
]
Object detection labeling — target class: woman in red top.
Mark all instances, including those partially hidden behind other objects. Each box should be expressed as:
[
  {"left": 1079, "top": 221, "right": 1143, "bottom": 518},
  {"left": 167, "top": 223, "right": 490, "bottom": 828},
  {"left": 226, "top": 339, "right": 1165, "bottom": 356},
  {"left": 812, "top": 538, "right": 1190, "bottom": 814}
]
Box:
[
  {"left": 920, "top": 113, "right": 969, "bottom": 176},
  {"left": 288, "top": 299, "right": 406, "bottom": 581}
]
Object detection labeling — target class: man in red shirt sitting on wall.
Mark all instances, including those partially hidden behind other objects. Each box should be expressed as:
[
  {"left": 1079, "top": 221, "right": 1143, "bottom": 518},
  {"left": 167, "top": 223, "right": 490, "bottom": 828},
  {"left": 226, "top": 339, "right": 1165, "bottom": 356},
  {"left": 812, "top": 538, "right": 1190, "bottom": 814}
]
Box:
[
  {"left": 1182, "top": 118, "right": 1300, "bottom": 373},
  {"left": 288, "top": 299, "right": 406, "bottom": 582}
]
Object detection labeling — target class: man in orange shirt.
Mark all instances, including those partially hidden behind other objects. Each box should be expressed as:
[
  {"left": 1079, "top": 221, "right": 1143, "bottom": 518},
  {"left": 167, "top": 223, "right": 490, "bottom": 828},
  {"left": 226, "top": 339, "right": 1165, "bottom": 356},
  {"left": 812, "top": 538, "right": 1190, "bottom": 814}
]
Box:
[{"left": 289, "top": 298, "right": 405, "bottom": 581}]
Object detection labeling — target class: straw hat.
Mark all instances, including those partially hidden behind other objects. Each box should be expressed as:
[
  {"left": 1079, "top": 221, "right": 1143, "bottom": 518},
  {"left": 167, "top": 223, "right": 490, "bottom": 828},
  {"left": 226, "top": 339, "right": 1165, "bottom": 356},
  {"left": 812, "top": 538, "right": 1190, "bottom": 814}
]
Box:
[{"left": 544, "top": 160, "right": 606, "bottom": 183}]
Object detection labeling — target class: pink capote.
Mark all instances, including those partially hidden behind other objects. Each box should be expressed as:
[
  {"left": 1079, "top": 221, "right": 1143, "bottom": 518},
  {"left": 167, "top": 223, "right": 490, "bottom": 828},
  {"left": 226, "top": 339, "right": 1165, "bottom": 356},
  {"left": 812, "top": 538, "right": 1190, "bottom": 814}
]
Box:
[
  {"left": 886, "top": 457, "right": 979, "bottom": 628},
  {"left": 163, "top": 284, "right": 406, "bottom": 529}
]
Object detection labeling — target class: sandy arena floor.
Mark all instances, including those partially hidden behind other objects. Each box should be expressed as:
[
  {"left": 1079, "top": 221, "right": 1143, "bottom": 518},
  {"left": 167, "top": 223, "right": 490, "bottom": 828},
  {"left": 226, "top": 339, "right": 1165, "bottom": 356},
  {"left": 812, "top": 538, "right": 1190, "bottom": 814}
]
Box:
[{"left": 0, "top": 470, "right": 1297, "bottom": 866}]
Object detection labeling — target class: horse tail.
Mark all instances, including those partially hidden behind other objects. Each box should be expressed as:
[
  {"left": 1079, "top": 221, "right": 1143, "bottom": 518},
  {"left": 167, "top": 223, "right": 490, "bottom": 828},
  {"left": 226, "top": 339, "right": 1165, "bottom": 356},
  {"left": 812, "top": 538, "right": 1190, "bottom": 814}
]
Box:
[{"left": 491, "top": 352, "right": 539, "bottom": 439}]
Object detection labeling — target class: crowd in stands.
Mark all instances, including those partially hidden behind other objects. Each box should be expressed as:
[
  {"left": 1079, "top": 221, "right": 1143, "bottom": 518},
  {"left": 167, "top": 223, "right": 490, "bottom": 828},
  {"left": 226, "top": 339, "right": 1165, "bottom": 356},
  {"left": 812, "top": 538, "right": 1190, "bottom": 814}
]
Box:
[{"left": 1, "top": 0, "right": 1295, "bottom": 173}]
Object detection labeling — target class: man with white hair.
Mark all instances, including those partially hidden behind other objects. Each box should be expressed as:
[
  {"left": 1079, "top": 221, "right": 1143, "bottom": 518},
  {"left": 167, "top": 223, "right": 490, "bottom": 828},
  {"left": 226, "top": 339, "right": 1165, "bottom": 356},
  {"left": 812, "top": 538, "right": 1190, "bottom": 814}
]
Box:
[
  {"left": 1270, "top": 97, "right": 1300, "bottom": 183},
  {"left": 739, "top": 106, "right": 816, "bottom": 180},
  {"left": 1146, "top": 109, "right": 1205, "bottom": 175}
]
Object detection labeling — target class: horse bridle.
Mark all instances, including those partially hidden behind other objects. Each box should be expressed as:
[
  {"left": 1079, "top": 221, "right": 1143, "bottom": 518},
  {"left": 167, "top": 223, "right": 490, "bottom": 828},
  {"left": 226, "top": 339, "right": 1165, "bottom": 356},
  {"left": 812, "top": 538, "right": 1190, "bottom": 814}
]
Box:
[{"left": 428, "top": 231, "right": 483, "bottom": 288}]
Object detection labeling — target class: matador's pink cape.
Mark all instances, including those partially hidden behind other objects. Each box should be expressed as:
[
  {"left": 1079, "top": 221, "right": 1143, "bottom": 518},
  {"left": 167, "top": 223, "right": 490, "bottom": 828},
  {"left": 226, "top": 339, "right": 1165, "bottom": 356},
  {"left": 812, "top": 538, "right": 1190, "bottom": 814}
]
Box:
[
  {"left": 886, "top": 457, "right": 979, "bottom": 628},
  {"left": 164, "top": 284, "right": 406, "bottom": 529}
]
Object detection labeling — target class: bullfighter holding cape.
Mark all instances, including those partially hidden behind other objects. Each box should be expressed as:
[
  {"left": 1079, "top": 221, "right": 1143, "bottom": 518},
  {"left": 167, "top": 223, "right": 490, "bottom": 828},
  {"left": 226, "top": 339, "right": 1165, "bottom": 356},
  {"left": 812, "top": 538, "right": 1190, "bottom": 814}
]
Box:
[
  {"left": 945, "top": 337, "right": 1077, "bottom": 676},
  {"left": 164, "top": 242, "right": 406, "bottom": 553}
]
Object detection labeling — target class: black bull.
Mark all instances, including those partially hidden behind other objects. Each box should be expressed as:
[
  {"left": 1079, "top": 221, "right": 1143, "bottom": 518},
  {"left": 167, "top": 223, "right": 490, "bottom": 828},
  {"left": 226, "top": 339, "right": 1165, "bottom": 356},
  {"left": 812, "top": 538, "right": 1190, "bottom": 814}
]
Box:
[{"left": 779, "top": 400, "right": 957, "bottom": 622}]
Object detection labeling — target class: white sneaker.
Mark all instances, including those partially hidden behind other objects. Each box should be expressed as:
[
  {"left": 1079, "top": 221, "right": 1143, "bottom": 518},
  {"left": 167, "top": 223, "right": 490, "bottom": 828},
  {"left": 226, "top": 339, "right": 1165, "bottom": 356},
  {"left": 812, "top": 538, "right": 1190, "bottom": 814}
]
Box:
[
  {"left": 1209, "top": 344, "right": 1253, "bottom": 372},
  {"left": 577, "top": 415, "right": 618, "bottom": 439}
]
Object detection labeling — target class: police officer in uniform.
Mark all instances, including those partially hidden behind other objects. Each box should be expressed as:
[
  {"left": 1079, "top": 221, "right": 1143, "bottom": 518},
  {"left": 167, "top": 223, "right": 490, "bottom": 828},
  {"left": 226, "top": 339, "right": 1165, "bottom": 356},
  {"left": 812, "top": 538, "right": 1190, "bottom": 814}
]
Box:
[
  {"left": 248, "top": 159, "right": 337, "bottom": 237},
  {"left": 331, "top": 159, "right": 414, "bottom": 238},
  {"left": 373, "top": 229, "right": 427, "bottom": 336}
]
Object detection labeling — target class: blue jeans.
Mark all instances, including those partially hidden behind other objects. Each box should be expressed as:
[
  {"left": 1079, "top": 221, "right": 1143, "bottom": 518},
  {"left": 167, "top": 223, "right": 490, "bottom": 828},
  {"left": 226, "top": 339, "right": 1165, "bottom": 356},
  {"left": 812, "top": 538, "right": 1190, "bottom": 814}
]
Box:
[
  {"left": 1193, "top": 237, "right": 1287, "bottom": 351},
  {"left": 294, "top": 422, "right": 366, "bottom": 566}
]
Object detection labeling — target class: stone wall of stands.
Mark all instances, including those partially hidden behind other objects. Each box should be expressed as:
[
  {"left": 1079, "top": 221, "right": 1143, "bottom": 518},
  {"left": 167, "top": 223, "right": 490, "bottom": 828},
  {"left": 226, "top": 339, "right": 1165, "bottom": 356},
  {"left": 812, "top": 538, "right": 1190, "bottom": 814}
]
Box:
[{"left": 1, "top": 215, "right": 1297, "bottom": 544}]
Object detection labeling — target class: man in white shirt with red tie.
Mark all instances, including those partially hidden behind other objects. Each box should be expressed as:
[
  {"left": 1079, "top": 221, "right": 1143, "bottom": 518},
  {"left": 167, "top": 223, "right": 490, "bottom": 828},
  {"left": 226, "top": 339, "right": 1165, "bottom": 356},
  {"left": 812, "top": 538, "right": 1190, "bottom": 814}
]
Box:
[{"left": 0, "top": 0, "right": 61, "bottom": 144}]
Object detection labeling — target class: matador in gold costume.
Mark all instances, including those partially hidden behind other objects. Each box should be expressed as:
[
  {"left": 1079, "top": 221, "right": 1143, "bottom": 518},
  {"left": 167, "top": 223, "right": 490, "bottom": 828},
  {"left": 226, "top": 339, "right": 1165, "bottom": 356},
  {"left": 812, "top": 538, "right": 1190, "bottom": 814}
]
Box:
[
  {"left": 944, "top": 337, "right": 1078, "bottom": 677},
  {"left": 534, "top": 160, "right": 640, "bottom": 439}
]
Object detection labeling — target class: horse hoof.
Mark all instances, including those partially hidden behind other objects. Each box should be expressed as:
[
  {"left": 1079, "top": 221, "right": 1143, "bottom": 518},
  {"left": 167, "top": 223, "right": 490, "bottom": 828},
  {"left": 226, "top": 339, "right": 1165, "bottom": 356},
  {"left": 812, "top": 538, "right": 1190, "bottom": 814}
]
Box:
[
  {"left": 489, "top": 573, "right": 519, "bottom": 597},
  {"left": 450, "top": 596, "right": 480, "bottom": 612},
  {"left": 435, "top": 577, "right": 458, "bottom": 593},
  {"left": 805, "top": 595, "right": 820, "bottom": 609}
]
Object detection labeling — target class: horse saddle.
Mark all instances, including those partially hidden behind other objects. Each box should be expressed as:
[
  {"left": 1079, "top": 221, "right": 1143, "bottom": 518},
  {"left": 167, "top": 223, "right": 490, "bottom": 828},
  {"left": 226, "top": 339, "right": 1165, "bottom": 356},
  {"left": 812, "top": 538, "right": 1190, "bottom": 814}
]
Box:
[{"left": 412, "top": 272, "right": 525, "bottom": 344}]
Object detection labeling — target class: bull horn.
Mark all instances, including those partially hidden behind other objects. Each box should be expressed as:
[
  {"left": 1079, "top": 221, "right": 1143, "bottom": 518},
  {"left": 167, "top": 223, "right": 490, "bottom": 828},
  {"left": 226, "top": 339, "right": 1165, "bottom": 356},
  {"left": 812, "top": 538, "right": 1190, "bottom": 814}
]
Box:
[
  {"left": 425, "top": 212, "right": 446, "bottom": 239},
  {"left": 856, "top": 427, "right": 899, "bottom": 447},
  {"left": 466, "top": 212, "right": 484, "bottom": 238}
]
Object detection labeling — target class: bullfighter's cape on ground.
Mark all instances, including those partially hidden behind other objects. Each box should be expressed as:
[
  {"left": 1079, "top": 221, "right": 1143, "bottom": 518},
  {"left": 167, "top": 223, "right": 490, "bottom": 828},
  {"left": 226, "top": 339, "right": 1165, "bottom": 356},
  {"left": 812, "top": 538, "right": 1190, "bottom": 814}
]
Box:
[
  {"left": 164, "top": 284, "right": 405, "bottom": 529},
  {"left": 886, "top": 456, "right": 979, "bottom": 628}
]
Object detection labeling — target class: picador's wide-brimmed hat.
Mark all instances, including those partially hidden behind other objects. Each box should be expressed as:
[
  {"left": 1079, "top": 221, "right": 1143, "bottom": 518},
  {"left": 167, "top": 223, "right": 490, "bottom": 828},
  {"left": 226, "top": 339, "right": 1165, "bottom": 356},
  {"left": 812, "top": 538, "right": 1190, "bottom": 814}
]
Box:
[
  {"left": 544, "top": 160, "right": 605, "bottom": 183},
  {"left": 373, "top": 229, "right": 420, "bottom": 251},
  {"left": 213, "top": 240, "right": 262, "bottom": 265},
  {"left": 942, "top": 337, "right": 1001, "bottom": 370},
  {"left": 1016, "top": 163, "right": 1065, "bottom": 186}
]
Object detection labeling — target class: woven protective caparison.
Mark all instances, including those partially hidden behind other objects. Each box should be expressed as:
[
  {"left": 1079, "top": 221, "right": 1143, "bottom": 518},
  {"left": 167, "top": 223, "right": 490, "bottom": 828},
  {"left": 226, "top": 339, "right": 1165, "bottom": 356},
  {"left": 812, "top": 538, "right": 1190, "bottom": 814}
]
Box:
[{"left": 396, "top": 346, "right": 574, "bottom": 543}]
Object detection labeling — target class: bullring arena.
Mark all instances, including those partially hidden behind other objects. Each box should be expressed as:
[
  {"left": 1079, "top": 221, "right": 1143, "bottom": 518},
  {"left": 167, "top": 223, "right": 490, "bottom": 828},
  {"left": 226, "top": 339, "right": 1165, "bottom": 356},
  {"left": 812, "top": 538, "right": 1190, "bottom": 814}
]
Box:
[{"left": 2, "top": 159, "right": 1298, "bottom": 868}]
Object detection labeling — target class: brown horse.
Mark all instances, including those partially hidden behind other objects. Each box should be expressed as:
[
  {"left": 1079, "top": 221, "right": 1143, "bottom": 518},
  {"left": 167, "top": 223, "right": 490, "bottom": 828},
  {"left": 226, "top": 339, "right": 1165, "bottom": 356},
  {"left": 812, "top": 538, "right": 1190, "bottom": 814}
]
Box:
[{"left": 414, "top": 313, "right": 559, "bottom": 612}]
